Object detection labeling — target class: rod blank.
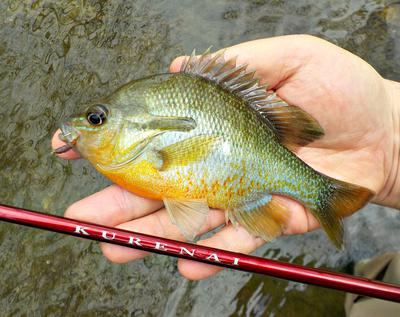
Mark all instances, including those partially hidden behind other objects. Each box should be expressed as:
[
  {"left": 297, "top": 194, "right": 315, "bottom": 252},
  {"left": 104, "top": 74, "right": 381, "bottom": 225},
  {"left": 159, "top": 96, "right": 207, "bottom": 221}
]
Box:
[{"left": 0, "top": 203, "right": 399, "bottom": 302}]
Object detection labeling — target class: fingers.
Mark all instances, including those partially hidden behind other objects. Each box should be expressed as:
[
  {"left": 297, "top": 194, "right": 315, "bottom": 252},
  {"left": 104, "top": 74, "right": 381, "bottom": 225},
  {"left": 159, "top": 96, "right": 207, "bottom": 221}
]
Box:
[
  {"left": 65, "top": 183, "right": 320, "bottom": 279},
  {"left": 278, "top": 197, "right": 320, "bottom": 235},
  {"left": 100, "top": 208, "right": 226, "bottom": 264},
  {"left": 65, "top": 185, "right": 165, "bottom": 260},
  {"left": 51, "top": 129, "right": 80, "bottom": 159},
  {"left": 177, "top": 198, "right": 320, "bottom": 280},
  {"left": 65, "top": 185, "right": 164, "bottom": 226},
  {"left": 169, "top": 35, "right": 320, "bottom": 88},
  {"left": 178, "top": 224, "right": 264, "bottom": 280},
  {"left": 64, "top": 184, "right": 224, "bottom": 265},
  {"left": 97, "top": 194, "right": 314, "bottom": 267}
]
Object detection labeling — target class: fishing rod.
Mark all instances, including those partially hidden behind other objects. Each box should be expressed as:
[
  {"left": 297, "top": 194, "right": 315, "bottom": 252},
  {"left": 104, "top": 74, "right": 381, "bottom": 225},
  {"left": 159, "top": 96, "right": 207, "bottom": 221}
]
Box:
[{"left": 0, "top": 203, "right": 399, "bottom": 302}]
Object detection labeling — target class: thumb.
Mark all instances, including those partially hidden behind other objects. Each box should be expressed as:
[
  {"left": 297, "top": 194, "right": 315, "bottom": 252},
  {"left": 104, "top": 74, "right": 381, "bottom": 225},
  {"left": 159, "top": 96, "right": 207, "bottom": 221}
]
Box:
[{"left": 169, "top": 34, "right": 319, "bottom": 89}]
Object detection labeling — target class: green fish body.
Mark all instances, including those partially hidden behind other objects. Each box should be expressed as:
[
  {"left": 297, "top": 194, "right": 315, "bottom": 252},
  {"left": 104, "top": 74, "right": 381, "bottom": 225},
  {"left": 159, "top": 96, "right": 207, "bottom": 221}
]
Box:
[{"left": 59, "top": 50, "right": 373, "bottom": 247}]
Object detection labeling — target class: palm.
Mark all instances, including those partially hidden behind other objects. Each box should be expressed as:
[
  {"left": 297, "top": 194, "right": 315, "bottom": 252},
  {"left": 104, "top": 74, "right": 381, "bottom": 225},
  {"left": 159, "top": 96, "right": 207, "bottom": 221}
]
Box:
[
  {"left": 273, "top": 48, "right": 389, "bottom": 204},
  {"left": 53, "top": 35, "right": 396, "bottom": 280}
]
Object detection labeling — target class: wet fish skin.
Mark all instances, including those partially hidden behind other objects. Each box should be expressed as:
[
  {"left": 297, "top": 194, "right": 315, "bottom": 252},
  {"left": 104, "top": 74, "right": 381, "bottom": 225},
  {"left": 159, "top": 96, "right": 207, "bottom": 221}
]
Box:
[{"left": 58, "top": 51, "right": 373, "bottom": 247}]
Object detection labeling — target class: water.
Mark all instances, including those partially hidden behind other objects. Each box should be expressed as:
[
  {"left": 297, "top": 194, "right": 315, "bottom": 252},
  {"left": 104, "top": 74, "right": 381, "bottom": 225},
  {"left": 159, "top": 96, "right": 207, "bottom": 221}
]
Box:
[{"left": 0, "top": 0, "right": 399, "bottom": 316}]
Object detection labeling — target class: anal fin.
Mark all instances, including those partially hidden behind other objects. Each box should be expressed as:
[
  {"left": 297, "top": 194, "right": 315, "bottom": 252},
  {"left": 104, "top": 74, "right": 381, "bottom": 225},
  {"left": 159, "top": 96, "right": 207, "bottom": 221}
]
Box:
[
  {"left": 163, "top": 198, "right": 209, "bottom": 241},
  {"left": 228, "top": 194, "right": 290, "bottom": 241}
]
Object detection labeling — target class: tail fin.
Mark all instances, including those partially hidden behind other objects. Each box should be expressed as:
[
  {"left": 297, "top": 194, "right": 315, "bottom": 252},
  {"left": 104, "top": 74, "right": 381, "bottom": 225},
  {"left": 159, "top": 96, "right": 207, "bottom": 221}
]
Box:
[{"left": 314, "top": 178, "right": 374, "bottom": 249}]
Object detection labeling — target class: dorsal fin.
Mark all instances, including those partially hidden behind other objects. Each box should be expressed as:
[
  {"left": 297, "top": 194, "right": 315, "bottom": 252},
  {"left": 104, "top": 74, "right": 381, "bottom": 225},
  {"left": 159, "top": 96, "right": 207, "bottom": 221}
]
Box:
[{"left": 180, "top": 49, "right": 324, "bottom": 149}]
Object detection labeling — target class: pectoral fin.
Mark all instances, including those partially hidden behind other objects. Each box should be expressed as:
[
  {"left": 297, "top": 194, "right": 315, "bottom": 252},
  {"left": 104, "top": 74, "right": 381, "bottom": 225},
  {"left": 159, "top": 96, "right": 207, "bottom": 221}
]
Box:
[
  {"left": 227, "top": 194, "right": 291, "bottom": 241},
  {"left": 159, "top": 135, "right": 221, "bottom": 171},
  {"left": 163, "top": 198, "right": 209, "bottom": 241}
]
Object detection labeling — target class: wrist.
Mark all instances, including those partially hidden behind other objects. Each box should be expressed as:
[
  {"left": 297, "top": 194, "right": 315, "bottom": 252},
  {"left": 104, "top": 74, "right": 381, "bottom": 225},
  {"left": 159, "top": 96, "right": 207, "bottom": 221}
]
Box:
[{"left": 380, "top": 79, "right": 400, "bottom": 208}]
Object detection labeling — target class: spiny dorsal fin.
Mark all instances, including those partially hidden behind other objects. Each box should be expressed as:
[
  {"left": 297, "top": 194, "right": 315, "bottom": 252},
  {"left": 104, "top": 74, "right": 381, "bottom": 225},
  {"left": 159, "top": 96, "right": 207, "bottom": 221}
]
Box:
[{"left": 180, "top": 49, "right": 324, "bottom": 149}]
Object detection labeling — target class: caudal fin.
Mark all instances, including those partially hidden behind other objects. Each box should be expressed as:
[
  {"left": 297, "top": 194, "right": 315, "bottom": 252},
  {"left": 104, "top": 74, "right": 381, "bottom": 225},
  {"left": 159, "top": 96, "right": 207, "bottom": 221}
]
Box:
[{"left": 314, "top": 178, "right": 374, "bottom": 249}]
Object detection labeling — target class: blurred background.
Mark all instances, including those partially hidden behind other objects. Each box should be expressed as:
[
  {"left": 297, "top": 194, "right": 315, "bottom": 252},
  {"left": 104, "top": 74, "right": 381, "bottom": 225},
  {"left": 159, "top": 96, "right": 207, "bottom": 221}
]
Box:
[{"left": 0, "top": 0, "right": 399, "bottom": 316}]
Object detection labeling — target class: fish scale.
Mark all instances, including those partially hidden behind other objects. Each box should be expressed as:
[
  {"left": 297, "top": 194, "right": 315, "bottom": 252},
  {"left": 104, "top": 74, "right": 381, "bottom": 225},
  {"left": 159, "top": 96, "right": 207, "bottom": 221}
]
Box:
[
  {"left": 58, "top": 50, "right": 373, "bottom": 247},
  {"left": 142, "top": 75, "right": 318, "bottom": 205}
]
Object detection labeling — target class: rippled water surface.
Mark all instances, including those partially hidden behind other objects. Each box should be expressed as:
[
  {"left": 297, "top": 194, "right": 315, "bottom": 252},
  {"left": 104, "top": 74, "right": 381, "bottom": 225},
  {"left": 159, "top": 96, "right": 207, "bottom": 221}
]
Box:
[{"left": 1, "top": 1, "right": 399, "bottom": 316}]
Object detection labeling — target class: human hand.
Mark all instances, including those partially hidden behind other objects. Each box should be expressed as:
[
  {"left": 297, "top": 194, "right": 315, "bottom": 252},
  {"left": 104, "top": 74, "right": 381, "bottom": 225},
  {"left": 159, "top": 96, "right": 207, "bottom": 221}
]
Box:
[{"left": 52, "top": 35, "right": 400, "bottom": 280}]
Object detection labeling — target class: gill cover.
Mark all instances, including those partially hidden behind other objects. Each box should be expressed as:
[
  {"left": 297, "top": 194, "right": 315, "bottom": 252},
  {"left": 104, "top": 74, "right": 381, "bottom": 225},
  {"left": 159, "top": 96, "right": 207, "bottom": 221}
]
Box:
[{"left": 97, "top": 115, "right": 198, "bottom": 171}]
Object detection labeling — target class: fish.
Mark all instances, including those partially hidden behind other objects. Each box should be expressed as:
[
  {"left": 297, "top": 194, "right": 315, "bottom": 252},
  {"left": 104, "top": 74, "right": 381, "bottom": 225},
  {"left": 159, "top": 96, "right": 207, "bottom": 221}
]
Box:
[{"left": 55, "top": 49, "right": 374, "bottom": 248}]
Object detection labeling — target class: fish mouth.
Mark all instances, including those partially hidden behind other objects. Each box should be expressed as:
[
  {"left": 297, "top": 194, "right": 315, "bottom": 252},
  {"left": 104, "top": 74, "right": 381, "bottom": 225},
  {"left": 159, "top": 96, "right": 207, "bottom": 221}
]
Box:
[{"left": 53, "top": 123, "right": 80, "bottom": 155}]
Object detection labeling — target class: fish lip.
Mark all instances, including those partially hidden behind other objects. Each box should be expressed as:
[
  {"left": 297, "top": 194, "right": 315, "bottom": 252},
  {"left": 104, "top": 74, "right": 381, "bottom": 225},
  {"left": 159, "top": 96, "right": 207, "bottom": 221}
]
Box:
[
  {"left": 59, "top": 122, "right": 80, "bottom": 143},
  {"left": 54, "top": 122, "right": 80, "bottom": 154}
]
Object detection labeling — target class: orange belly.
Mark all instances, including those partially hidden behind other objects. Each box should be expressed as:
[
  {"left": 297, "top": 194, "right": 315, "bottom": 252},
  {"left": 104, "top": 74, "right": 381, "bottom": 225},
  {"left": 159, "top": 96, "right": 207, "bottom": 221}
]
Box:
[
  {"left": 100, "top": 160, "right": 164, "bottom": 200},
  {"left": 99, "top": 160, "right": 252, "bottom": 209}
]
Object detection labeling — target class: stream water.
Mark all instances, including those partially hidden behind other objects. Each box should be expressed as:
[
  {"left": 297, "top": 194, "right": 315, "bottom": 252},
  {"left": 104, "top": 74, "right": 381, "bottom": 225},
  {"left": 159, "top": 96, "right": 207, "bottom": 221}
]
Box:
[{"left": 0, "top": 1, "right": 399, "bottom": 316}]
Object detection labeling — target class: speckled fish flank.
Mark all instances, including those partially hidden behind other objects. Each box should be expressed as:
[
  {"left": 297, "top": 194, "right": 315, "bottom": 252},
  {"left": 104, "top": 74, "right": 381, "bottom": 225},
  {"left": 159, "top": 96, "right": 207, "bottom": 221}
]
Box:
[{"left": 57, "top": 49, "right": 373, "bottom": 248}]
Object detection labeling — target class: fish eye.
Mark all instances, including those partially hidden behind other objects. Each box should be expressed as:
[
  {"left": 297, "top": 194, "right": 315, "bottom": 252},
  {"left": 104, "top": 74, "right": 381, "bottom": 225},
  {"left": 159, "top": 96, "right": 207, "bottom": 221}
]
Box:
[{"left": 86, "top": 104, "right": 108, "bottom": 126}]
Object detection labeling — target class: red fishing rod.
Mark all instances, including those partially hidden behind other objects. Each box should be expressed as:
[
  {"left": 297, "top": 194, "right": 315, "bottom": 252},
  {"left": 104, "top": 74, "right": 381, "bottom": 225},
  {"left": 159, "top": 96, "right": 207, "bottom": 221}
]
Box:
[{"left": 0, "top": 203, "right": 399, "bottom": 302}]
